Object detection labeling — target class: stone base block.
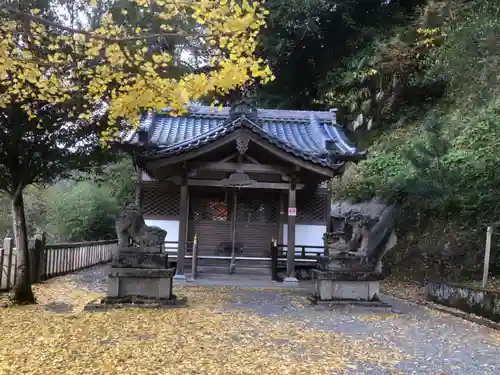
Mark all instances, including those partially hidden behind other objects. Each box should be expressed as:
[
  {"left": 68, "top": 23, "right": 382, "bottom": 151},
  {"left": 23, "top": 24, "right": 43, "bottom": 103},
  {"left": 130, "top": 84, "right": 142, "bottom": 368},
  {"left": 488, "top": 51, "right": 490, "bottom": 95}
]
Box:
[
  {"left": 307, "top": 296, "right": 390, "bottom": 307},
  {"left": 107, "top": 267, "right": 175, "bottom": 300},
  {"left": 117, "top": 245, "right": 163, "bottom": 253},
  {"left": 84, "top": 296, "right": 187, "bottom": 311},
  {"left": 173, "top": 274, "right": 188, "bottom": 283},
  {"left": 313, "top": 278, "right": 380, "bottom": 301},
  {"left": 283, "top": 276, "right": 299, "bottom": 285},
  {"left": 112, "top": 252, "right": 168, "bottom": 269},
  {"left": 109, "top": 268, "right": 175, "bottom": 278},
  {"left": 312, "top": 268, "right": 385, "bottom": 281}
]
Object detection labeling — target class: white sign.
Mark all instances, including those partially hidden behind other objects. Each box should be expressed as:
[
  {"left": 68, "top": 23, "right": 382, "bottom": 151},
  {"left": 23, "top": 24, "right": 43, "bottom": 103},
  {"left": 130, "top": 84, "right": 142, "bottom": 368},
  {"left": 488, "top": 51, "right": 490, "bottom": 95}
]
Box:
[{"left": 288, "top": 207, "right": 297, "bottom": 216}]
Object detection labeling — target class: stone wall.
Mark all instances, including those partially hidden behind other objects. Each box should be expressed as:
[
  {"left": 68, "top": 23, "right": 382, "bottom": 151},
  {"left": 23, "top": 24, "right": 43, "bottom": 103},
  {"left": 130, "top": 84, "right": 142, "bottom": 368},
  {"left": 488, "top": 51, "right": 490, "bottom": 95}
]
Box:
[{"left": 428, "top": 281, "right": 500, "bottom": 322}]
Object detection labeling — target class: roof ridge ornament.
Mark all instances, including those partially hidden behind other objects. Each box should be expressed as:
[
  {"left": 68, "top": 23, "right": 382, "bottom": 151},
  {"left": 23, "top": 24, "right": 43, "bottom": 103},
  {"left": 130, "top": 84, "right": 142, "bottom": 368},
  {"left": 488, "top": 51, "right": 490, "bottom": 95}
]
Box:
[
  {"left": 329, "top": 108, "right": 337, "bottom": 124},
  {"left": 229, "top": 99, "right": 258, "bottom": 123},
  {"left": 236, "top": 135, "right": 249, "bottom": 155}
]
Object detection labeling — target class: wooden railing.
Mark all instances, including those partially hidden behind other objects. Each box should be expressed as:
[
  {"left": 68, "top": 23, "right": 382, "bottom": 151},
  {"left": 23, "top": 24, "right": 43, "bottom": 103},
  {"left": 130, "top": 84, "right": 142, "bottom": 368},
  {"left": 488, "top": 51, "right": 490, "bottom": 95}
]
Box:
[
  {"left": 163, "top": 241, "right": 324, "bottom": 260},
  {"left": 0, "top": 237, "right": 117, "bottom": 292},
  {"left": 275, "top": 243, "right": 325, "bottom": 259},
  {"left": 162, "top": 238, "right": 324, "bottom": 281},
  {"left": 164, "top": 240, "right": 195, "bottom": 253},
  {"left": 270, "top": 243, "right": 325, "bottom": 281}
]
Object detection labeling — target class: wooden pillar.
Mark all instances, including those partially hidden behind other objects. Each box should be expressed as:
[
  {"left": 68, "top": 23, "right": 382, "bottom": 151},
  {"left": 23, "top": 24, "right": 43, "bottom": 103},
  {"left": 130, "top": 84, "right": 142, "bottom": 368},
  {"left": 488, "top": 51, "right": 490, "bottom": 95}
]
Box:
[
  {"left": 277, "top": 193, "right": 285, "bottom": 245},
  {"left": 191, "top": 233, "right": 198, "bottom": 280},
  {"left": 270, "top": 239, "right": 279, "bottom": 281},
  {"left": 326, "top": 181, "right": 332, "bottom": 231},
  {"left": 229, "top": 189, "right": 237, "bottom": 274},
  {"left": 174, "top": 181, "right": 188, "bottom": 282},
  {"left": 285, "top": 180, "right": 298, "bottom": 284}
]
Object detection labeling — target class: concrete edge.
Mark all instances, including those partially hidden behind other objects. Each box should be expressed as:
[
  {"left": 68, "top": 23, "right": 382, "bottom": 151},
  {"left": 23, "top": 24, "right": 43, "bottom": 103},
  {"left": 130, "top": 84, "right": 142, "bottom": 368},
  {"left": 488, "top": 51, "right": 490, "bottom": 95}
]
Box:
[
  {"left": 381, "top": 292, "right": 500, "bottom": 331},
  {"left": 424, "top": 301, "right": 500, "bottom": 331}
]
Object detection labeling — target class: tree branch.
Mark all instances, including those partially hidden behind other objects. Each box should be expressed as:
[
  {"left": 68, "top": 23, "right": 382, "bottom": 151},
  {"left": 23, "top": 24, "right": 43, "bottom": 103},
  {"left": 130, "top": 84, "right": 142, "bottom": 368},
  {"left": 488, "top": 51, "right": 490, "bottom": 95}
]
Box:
[{"left": 0, "top": 3, "right": 192, "bottom": 43}]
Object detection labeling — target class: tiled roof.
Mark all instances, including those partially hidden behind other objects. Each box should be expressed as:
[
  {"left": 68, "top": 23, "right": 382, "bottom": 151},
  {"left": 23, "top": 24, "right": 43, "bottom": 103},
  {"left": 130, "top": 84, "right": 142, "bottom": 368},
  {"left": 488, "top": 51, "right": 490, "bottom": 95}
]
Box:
[{"left": 123, "top": 105, "right": 365, "bottom": 168}]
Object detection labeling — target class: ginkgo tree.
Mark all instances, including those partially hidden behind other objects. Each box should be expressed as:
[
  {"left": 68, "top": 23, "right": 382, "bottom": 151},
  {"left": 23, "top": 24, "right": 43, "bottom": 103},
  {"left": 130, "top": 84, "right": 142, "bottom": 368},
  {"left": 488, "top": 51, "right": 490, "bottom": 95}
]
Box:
[
  {"left": 0, "top": 0, "right": 274, "bottom": 145},
  {"left": 0, "top": 0, "right": 274, "bottom": 304}
]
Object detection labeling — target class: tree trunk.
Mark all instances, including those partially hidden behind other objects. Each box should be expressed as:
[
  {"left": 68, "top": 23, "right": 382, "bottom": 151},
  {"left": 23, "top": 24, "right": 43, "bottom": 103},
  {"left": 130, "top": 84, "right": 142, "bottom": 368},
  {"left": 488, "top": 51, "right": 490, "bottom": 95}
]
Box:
[{"left": 10, "top": 191, "right": 36, "bottom": 304}]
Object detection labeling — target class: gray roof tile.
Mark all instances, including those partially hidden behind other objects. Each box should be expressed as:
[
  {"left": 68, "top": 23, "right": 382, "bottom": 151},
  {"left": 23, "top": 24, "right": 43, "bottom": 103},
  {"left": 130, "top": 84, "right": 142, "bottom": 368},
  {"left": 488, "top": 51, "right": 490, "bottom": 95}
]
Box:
[{"left": 124, "top": 105, "right": 365, "bottom": 167}]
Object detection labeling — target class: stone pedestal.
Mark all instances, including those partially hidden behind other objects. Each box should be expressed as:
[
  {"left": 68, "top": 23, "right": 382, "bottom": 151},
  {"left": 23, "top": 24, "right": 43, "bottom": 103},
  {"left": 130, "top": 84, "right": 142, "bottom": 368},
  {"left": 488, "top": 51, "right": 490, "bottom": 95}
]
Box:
[
  {"left": 102, "top": 246, "right": 177, "bottom": 305},
  {"left": 107, "top": 268, "right": 175, "bottom": 300},
  {"left": 311, "top": 269, "right": 383, "bottom": 302}
]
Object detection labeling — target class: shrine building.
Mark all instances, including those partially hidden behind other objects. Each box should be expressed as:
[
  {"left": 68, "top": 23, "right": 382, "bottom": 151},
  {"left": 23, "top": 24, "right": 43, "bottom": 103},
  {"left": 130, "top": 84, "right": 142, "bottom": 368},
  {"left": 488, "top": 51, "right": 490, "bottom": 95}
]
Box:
[{"left": 121, "top": 101, "right": 364, "bottom": 282}]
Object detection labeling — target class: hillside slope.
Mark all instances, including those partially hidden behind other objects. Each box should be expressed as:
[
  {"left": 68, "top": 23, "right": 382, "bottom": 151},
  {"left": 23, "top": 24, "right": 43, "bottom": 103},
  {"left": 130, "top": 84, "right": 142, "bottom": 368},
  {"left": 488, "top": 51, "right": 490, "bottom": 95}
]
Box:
[{"left": 332, "top": 0, "right": 500, "bottom": 280}]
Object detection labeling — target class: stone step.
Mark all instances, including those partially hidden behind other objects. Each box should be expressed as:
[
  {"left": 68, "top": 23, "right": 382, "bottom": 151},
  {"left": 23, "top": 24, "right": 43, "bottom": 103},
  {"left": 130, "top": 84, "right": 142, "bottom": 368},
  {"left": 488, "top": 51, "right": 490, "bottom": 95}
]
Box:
[
  {"left": 196, "top": 265, "right": 272, "bottom": 276},
  {"left": 171, "top": 257, "right": 272, "bottom": 269}
]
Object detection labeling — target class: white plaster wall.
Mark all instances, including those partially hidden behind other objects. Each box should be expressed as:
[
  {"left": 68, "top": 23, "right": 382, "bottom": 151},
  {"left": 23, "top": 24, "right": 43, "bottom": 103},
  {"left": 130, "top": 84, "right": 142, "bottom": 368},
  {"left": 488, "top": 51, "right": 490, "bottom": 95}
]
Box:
[
  {"left": 282, "top": 224, "right": 326, "bottom": 254},
  {"left": 144, "top": 219, "right": 180, "bottom": 242},
  {"left": 141, "top": 170, "right": 154, "bottom": 181}
]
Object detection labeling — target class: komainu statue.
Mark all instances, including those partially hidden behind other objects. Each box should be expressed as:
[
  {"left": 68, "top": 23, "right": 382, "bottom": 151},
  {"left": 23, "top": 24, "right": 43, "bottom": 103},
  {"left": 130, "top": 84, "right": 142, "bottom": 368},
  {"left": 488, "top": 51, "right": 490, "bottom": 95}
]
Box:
[
  {"left": 321, "top": 200, "right": 399, "bottom": 278},
  {"left": 115, "top": 204, "right": 167, "bottom": 249}
]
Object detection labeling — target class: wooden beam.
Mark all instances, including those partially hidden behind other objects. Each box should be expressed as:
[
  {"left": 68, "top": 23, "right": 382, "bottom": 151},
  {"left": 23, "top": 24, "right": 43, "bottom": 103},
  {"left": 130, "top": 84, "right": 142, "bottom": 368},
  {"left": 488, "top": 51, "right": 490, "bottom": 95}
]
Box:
[
  {"left": 187, "top": 179, "right": 304, "bottom": 190},
  {"left": 219, "top": 153, "right": 238, "bottom": 163},
  {"left": 189, "top": 161, "right": 290, "bottom": 174},
  {"left": 244, "top": 155, "right": 260, "bottom": 164}
]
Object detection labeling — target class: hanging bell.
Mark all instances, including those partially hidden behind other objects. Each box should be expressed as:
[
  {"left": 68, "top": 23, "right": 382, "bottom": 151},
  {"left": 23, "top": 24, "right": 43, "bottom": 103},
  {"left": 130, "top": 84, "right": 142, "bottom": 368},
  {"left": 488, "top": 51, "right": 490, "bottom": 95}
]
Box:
[{"left": 219, "top": 172, "right": 254, "bottom": 188}]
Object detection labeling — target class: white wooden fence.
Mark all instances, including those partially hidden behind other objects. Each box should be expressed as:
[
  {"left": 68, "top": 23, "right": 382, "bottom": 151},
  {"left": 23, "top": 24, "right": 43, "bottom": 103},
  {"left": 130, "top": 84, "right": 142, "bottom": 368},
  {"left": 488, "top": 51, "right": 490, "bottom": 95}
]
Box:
[{"left": 0, "top": 237, "right": 117, "bottom": 291}]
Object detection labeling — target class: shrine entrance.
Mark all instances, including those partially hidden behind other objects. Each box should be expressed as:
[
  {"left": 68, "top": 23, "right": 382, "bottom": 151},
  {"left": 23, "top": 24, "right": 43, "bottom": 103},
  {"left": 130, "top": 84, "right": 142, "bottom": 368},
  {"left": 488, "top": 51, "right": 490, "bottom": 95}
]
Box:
[
  {"left": 187, "top": 187, "right": 280, "bottom": 268},
  {"left": 128, "top": 101, "right": 365, "bottom": 281}
]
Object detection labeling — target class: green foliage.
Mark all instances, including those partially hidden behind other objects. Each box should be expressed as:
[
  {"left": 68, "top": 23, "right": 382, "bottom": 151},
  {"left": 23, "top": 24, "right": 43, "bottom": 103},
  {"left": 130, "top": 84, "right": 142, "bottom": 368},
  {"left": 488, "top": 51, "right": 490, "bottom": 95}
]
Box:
[
  {"left": 93, "top": 156, "right": 137, "bottom": 206},
  {"left": 44, "top": 157, "right": 137, "bottom": 242},
  {"left": 336, "top": 1, "right": 500, "bottom": 205},
  {"left": 45, "top": 181, "right": 117, "bottom": 242},
  {"left": 256, "top": 0, "right": 427, "bottom": 109},
  {"left": 253, "top": 0, "right": 500, "bottom": 278},
  {"left": 341, "top": 103, "right": 500, "bottom": 223},
  {"left": 421, "top": 0, "right": 500, "bottom": 101},
  {"left": 320, "top": 1, "right": 449, "bottom": 133},
  {"left": 0, "top": 157, "right": 137, "bottom": 242},
  {"left": 333, "top": 0, "right": 500, "bottom": 278}
]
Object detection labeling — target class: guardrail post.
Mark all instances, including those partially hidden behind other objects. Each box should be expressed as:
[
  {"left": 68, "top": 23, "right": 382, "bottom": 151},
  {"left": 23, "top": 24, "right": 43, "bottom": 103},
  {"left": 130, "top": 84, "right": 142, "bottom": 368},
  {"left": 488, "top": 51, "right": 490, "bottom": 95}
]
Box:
[
  {"left": 271, "top": 238, "right": 279, "bottom": 281},
  {"left": 482, "top": 226, "right": 493, "bottom": 288},
  {"left": 191, "top": 233, "right": 198, "bottom": 280}
]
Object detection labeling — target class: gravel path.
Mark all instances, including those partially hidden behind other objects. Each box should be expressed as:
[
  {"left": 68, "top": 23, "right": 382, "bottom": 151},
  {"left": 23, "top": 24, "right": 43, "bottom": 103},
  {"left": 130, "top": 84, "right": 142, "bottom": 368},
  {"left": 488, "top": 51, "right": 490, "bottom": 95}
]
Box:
[{"left": 73, "top": 266, "right": 500, "bottom": 375}]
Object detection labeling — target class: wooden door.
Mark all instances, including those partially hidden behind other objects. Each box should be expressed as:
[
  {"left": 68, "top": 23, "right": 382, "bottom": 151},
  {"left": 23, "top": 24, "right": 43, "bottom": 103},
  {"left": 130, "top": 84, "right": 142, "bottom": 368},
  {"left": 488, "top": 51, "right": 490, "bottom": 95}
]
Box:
[{"left": 233, "top": 191, "right": 279, "bottom": 257}]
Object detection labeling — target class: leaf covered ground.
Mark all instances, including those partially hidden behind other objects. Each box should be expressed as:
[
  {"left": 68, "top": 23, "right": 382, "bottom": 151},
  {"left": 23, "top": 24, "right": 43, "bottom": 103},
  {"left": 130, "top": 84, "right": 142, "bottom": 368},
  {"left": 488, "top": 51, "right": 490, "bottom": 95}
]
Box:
[{"left": 0, "top": 267, "right": 499, "bottom": 375}]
